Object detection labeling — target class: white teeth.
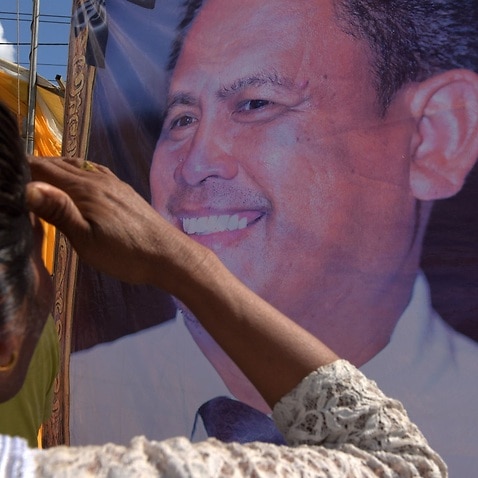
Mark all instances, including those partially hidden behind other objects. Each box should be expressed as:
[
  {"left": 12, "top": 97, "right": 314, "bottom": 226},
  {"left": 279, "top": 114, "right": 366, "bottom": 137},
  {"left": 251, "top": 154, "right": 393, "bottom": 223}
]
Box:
[
  {"left": 207, "top": 215, "right": 218, "bottom": 231},
  {"left": 182, "top": 214, "right": 248, "bottom": 235},
  {"left": 217, "top": 215, "right": 229, "bottom": 232},
  {"left": 196, "top": 216, "right": 208, "bottom": 233},
  {"left": 227, "top": 214, "right": 239, "bottom": 231}
]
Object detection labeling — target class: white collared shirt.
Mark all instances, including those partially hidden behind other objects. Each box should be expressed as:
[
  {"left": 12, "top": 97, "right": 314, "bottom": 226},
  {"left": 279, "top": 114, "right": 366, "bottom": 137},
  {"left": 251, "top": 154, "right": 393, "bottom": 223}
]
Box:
[
  {"left": 70, "top": 310, "right": 230, "bottom": 446},
  {"left": 361, "top": 272, "right": 478, "bottom": 477}
]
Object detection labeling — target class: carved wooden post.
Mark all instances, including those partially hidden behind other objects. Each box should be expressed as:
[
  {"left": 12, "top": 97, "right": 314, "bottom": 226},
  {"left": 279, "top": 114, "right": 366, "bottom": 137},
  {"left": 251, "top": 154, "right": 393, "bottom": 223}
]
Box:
[{"left": 42, "top": 0, "right": 96, "bottom": 447}]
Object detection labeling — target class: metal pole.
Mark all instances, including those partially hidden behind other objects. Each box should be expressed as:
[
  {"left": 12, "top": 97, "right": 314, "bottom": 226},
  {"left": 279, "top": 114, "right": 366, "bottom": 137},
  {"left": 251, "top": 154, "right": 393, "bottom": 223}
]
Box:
[{"left": 25, "top": 0, "right": 40, "bottom": 155}]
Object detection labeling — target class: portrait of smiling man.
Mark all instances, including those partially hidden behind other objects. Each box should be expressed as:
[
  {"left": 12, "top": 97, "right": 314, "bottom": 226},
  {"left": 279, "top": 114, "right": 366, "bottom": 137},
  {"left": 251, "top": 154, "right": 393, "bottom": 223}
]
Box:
[
  {"left": 69, "top": 0, "right": 478, "bottom": 475},
  {"left": 152, "top": 0, "right": 422, "bottom": 372},
  {"left": 150, "top": 0, "right": 478, "bottom": 471}
]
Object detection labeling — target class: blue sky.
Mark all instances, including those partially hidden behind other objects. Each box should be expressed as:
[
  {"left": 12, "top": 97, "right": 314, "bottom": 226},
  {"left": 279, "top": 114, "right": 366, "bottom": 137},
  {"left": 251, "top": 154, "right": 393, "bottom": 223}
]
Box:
[{"left": 0, "top": 0, "right": 72, "bottom": 83}]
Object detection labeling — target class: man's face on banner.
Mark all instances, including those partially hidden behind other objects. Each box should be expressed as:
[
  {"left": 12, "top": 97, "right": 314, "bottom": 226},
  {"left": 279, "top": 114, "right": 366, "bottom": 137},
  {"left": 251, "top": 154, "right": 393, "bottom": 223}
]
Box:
[{"left": 151, "top": 0, "right": 419, "bottom": 339}]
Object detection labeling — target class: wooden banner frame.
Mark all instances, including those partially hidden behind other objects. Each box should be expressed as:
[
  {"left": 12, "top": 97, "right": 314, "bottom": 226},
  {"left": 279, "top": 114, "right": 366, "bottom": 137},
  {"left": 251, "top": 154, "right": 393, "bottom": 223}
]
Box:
[{"left": 42, "top": 0, "right": 96, "bottom": 447}]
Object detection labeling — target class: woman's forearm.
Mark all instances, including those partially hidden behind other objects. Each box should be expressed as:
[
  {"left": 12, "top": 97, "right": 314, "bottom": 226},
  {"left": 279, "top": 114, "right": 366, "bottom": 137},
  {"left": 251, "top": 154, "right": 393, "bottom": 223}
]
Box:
[{"left": 154, "top": 236, "right": 338, "bottom": 408}]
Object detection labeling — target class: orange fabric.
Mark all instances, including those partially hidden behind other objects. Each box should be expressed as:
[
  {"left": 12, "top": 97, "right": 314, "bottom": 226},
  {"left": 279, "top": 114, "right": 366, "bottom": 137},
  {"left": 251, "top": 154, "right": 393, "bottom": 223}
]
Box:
[{"left": 0, "top": 68, "right": 64, "bottom": 273}]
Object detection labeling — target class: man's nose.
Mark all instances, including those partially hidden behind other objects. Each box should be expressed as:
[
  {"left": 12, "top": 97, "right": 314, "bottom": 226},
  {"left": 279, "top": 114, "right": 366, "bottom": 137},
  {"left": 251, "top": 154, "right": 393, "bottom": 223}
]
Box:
[{"left": 174, "top": 129, "right": 239, "bottom": 186}]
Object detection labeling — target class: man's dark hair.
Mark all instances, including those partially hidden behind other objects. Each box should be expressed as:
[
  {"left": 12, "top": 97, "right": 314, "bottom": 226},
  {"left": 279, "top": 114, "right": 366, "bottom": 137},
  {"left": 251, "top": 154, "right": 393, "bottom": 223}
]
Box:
[
  {"left": 167, "top": 0, "right": 203, "bottom": 72},
  {"left": 171, "top": 0, "right": 478, "bottom": 113},
  {"left": 335, "top": 0, "right": 478, "bottom": 112},
  {"left": 0, "top": 102, "right": 34, "bottom": 335}
]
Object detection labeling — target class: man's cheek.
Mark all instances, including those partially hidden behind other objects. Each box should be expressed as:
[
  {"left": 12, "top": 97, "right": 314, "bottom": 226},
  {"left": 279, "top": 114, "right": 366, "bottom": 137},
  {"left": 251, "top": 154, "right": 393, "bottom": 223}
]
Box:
[{"left": 150, "top": 173, "right": 171, "bottom": 212}]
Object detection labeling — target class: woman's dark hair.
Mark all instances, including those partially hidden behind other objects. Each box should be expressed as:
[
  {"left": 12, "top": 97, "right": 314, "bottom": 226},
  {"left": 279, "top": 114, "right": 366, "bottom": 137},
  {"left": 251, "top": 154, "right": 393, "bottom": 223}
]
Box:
[{"left": 0, "top": 102, "right": 34, "bottom": 335}]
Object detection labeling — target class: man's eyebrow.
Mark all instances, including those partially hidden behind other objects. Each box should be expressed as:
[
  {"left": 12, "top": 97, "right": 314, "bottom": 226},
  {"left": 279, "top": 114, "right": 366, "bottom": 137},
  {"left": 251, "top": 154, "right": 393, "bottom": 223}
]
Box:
[
  {"left": 217, "top": 71, "right": 295, "bottom": 99},
  {"left": 165, "top": 92, "right": 198, "bottom": 112}
]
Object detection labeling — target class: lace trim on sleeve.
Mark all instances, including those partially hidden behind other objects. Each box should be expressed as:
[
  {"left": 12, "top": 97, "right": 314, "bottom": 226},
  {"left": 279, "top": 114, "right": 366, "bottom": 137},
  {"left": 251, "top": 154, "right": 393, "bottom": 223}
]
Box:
[{"left": 272, "top": 360, "right": 447, "bottom": 476}]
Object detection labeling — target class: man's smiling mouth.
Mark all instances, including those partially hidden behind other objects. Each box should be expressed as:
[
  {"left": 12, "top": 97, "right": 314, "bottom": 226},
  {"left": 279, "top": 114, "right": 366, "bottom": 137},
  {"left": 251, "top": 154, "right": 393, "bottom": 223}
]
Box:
[{"left": 181, "top": 214, "right": 248, "bottom": 235}]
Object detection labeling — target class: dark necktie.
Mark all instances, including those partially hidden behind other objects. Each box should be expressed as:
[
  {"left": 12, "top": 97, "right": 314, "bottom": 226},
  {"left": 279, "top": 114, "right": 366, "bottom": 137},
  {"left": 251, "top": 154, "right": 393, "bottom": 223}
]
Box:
[{"left": 194, "top": 396, "right": 286, "bottom": 445}]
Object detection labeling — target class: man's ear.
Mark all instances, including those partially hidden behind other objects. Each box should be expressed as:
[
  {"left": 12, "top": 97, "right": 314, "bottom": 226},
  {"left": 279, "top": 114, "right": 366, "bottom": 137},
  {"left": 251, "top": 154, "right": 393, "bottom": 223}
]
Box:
[{"left": 408, "top": 69, "right": 478, "bottom": 200}]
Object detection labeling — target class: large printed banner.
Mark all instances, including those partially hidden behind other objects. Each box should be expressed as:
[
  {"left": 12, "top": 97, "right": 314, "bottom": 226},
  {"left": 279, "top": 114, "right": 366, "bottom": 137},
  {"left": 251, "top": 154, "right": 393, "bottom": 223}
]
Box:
[{"left": 58, "top": 1, "right": 478, "bottom": 476}]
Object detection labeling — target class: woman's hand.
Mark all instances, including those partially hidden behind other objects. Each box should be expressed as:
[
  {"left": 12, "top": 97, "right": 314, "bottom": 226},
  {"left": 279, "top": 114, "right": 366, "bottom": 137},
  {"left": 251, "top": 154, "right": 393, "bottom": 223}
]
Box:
[{"left": 27, "top": 156, "right": 208, "bottom": 291}]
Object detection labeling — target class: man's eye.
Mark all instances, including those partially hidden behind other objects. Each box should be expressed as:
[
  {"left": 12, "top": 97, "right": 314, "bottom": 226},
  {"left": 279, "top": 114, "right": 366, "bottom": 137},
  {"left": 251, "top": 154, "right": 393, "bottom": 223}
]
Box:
[
  {"left": 170, "top": 115, "right": 197, "bottom": 129},
  {"left": 240, "top": 99, "right": 272, "bottom": 111}
]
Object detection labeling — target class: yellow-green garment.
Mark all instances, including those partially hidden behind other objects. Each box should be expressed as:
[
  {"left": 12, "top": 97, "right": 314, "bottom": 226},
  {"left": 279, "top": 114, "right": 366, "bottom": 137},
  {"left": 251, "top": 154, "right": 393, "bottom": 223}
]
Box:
[{"left": 0, "top": 315, "right": 59, "bottom": 447}]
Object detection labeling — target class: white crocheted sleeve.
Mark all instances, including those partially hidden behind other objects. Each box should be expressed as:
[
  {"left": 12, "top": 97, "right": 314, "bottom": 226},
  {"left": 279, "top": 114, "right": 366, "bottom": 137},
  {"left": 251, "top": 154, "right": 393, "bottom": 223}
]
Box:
[
  {"left": 272, "top": 359, "right": 447, "bottom": 477},
  {"left": 33, "top": 360, "right": 447, "bottom": 477}
]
